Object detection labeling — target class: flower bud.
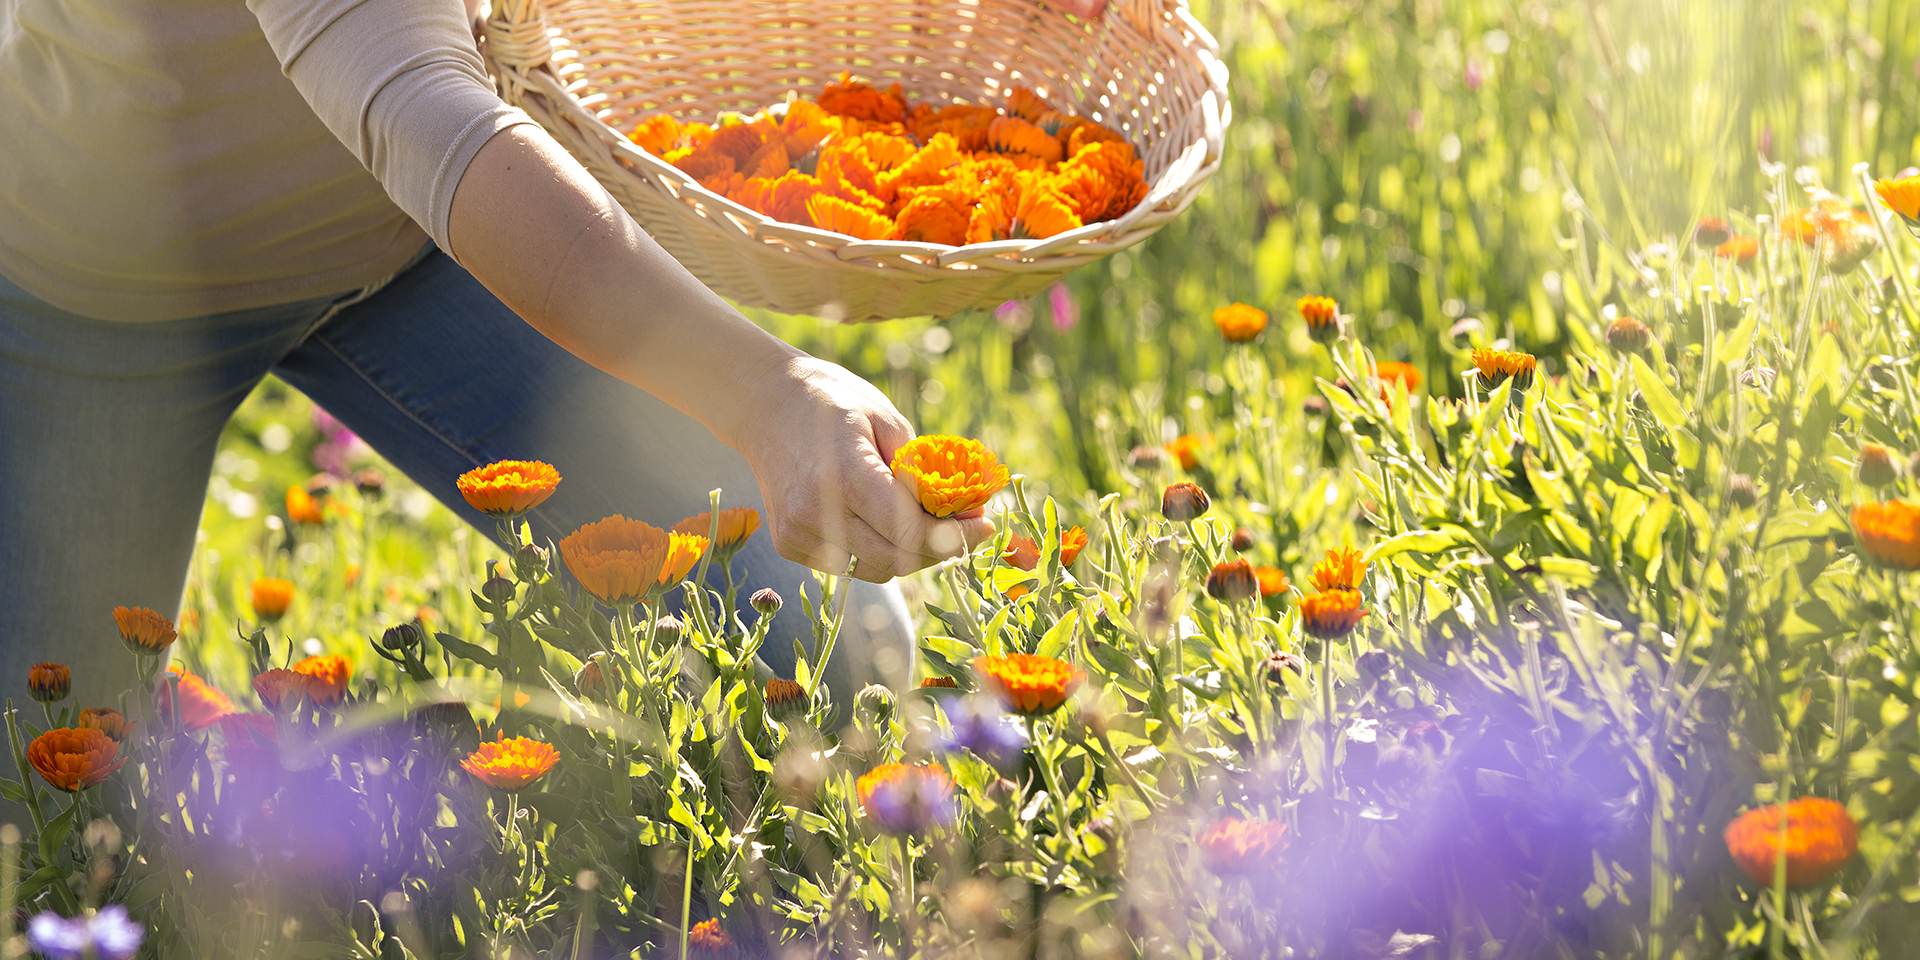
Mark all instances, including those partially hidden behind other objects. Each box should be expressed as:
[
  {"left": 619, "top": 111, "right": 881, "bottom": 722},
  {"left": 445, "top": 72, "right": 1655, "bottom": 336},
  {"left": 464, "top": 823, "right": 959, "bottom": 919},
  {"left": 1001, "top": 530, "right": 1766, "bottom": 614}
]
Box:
[
  {"left": 1263, "top": 651, "right": 1305, "bottom": 682},
  {"left": 1605, "top": 316, "right": 1652, "bottom": 355},
  {"left": 481, "top": 572, "right": 515, "bottom": 606},
  {"left": 1160, "top": 482, "right": 1210, "bottom": 522},
  {"left": 304, "top": 474, "right": 337, "bottom": 500},
  {"left": 27, "top": 662, "right": 70, "bottom": 703},
  {"left": 854, "top": 683, "right": 896, "bottom": 728},
  {"left": 1727, "top": 473, "right": 1759, "bottom": 508},
  {"left": 1857, "top": 443, "right": 1901, "bottom": 487},
  {"left": 764, "top": 677, "right": 807, "bottom": 717},
  {"left": 381, "top": 621, "right": 424, "bottom": 651},
  {"left": 1205, "top": 559, "right": 1259, "bottom": 602},
  {"left": 575, "top": 652, "right": 609, "bottom": 699},
  {"left": 352, "top": 468, "right": 386, "bottom": 499},
  {"left": 512, "top": 542, "right": 549, "bottom": 580},
  {"left": 1230, "top": 527, "right": 1256, "bottom": 552},
  {"left": 652, "top": 614, "right": 685, "bottom": 643},
  {"left": 751, "top": 587, "right": 784, "bottom": 616}
]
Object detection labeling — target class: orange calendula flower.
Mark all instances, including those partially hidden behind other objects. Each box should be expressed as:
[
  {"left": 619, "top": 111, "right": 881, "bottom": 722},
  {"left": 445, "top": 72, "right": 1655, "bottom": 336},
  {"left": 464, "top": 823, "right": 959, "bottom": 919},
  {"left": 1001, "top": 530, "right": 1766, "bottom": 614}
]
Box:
[
  {"left": 1876, "top": 175, "right": 1920, "bottom": 224},
  {"left": 1198, "top": 816, "right": 1289, "bottom": 875},
  {"left": 817, "top": 74, "right": 908, "bottom": 125},
  {"left": 76, "top": 707, "right": 132, "bottom": 742},
  {"left": 1003, "top": 526, "right": 1089, "bottom": 571},
  {"left": 293, "top": 654, "right": 352, "bottom": 706},
  {"left": 629, "top": 113, "right": 685, "bottom": 155},
  {"left": 688, "top": 918, "right": 735, "bottom": 956},
  {"left": 112, "top": 605, "right": 177, "bottom": 655},
  {"left": 1161, "top": 481, "right": 1210, "bottom": 521},
  {"left": 987, "top": 116, "right": 1065, "bottom": 165},
  {"left": 27, "top": 728, "right": 123, "bottom": 792},
  {"left": 1309, "top": 546, "right": 1367, "bottom": 592},
  {"left": 250, "top": 577, "right": 295, "bottom": 622},
  {"left": 27, "top": 662, "right": 69, "bottom": 703},
  {"left": 1298, "top": 295, "right": 1340, "bottom": 342},
  {"left": 1053, "top": 141, "right": 1146, "bottom": 222},
  {"left": 159, "top": 664, "right": 238, "bottom": 730},
  {"left": 1254, "top": 566, "right": 1291, "bottom": 599},
  {"left": 1165, "top": 434, "right": 1203, "bottom": 471},
  {"left": 1300, "top": 589, "right": 1366, "bottom": 639},
  {"left": 659, "top": 532, "right": 709, "bottom": 588},
  {"left": 1207, "top": 559, "right": 1260, "bottom": 602},
  {"left": 1715, "top": 235, "right": 1760, "bottom": 262},
  {"left": 974, "top": 653, "right": 1081, "bottom": 714},
  {"left": 461, "top": 735, "right": 560, "bottom": 791},
  {"left": 457, "top": 460, "right": 561, "bottom": 517},
  {"left": 891, "top": 189, "right": 973, "bottom": 245},
  {"left": 1213, "top": 303, "right": 1269, "bottom": 343},
  {"left": 806, "top": 193, "right": 894, "bottom": 240},
  {"left": 1851, "top": 500, "right": 1920, "bottom": 569},
  {"left": 285, "top": 484, "right": 327, "bottom": 525},
  {"left": 559, "top": 515, "right": 672, "bottom": 604},
  {"left": 1470, "top": 347, "right": 1538, "bottom": 389},
  {"left": 1374, "top": 361, "right": 1422, "bottom": 394},
  {"left": 252, "top": 668, "right": 309, "bottom": 714},
  {"left": 1723, "top": 798, "right": 1858, "bottom": 888},
  {"left": 673, "top": 507, "right": 761, "bottom": 553},
  {"left": 891, "top": 435, "right": 1010, "bottom": 518},
  {"left": 764, "top": 678, "right": 806, "bottom": 713}
]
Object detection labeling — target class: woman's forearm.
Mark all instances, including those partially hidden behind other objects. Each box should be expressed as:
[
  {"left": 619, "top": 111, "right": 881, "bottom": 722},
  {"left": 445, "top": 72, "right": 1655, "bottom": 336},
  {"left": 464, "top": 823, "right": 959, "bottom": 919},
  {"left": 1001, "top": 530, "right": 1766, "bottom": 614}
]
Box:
[{"left": 445, "top": 124, "right": 802, "bottom": 450}]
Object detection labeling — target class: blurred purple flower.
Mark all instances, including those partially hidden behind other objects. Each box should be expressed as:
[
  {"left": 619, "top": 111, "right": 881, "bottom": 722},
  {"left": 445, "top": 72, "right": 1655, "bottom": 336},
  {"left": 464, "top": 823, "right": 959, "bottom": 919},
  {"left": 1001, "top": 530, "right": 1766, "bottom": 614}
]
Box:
[
  {"left": 1048, "top": 283, "right": 1078, "bottom": 332},
  {"left": 27, "top": 906, "right": 143, "bottom": 960},
  {"left": 994, "top": 299, "right": 1034, "bottom": 333},
  {"left": 310, "top": 406, "right": 363, "bottom": 477},
  {"left": 1464, "top": 58, "right": 1486, "bottom": 91},
  {"left": 942, "top": 696, "right": 1029, "bottom": 771},
  {"left": 862, "top": 766, "right": 957, "bottom": 836}
]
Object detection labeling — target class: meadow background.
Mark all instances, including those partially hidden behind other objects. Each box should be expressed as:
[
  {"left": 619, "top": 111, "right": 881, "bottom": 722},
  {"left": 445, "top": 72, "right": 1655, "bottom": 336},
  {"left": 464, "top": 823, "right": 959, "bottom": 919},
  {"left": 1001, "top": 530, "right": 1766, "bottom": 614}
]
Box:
[{"left": 145, "top": 0, "right": 1920, "bottom": 955}]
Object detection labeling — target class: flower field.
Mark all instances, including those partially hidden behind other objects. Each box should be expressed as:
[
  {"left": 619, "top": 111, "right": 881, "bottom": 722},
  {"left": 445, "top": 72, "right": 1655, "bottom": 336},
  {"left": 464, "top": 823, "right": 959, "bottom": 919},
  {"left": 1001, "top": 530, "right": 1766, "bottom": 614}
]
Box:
[{"left": 15, "top": 0, "right": 1920, "bottom": 957}]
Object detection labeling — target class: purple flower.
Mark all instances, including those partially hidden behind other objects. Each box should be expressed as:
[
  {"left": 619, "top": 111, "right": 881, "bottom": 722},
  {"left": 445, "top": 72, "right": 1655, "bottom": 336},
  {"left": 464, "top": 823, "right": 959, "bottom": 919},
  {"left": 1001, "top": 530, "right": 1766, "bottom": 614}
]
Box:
[
  {"left": 1048, "top": 283, "right": 1078, "bottom": 332},
  {"left": 27, "top": 906, "right": 143, "bottom": 960},
  {"left": 859, "top": 765, "right": 957, "bottom": 836},
  {"left": 941, "top": 696, "right": 1029, "bottom": 771}
]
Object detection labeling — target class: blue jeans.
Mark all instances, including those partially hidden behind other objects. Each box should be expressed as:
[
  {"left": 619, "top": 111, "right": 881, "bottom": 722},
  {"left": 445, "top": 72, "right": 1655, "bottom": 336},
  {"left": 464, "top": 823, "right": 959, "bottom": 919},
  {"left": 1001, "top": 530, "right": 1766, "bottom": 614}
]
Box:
[{"left": 0, "top": 248, "right": 911, "bottom": 704}]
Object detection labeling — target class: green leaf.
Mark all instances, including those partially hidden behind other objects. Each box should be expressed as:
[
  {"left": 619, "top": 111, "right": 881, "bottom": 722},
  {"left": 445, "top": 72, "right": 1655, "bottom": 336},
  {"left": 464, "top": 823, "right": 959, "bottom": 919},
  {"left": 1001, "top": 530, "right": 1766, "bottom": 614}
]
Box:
[
  {"left": 1365, "top": 528, "right": 1467, "bottom": 563},
  {"left": 1630, "top": 354, "right": 1687, "bottom": 428},
  {"left": 1034, "top": 608, "right": 1081, "bottom": 660},
  {"left": 434, "top": 631, "right": 498, "bottom": 670}
]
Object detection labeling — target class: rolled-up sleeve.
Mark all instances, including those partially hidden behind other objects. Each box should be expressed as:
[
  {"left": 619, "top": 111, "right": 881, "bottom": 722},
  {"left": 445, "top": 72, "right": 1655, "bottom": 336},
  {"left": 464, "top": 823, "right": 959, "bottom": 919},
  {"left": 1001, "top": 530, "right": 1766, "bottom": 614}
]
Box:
[{"left": 249, "top": 0, "right": 533, "bottom": 256}]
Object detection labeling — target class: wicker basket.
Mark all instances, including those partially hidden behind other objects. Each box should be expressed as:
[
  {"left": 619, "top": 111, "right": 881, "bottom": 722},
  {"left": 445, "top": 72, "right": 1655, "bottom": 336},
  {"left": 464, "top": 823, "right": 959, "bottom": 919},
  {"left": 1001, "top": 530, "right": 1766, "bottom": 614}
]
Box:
[{"left": 482, "top": 0, "right": 1229, "bottom": 322}]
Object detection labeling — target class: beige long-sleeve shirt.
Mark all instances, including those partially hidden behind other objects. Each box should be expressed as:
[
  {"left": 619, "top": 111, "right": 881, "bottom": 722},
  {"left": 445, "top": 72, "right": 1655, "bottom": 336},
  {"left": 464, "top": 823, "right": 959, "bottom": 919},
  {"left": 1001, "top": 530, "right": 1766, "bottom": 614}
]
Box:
[{"left": 0, "top": 0, "right": 530, "bottom": 322}]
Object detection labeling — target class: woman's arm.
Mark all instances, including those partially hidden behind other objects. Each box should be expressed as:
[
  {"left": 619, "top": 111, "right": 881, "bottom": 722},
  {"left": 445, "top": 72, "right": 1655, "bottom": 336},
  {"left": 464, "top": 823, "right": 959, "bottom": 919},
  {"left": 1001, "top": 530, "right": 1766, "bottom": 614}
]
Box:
[{"left": 248, "top": 0, "right": 990, "bottom": 580}]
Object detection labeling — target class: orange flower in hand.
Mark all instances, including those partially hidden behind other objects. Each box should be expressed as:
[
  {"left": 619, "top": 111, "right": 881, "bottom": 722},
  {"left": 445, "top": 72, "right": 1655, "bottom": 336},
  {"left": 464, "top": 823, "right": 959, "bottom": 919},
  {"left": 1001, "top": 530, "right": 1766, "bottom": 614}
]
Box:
[
  {"left": 457, "top": 460, "right": 561, "bottom": 517},
  {"left": 891, "top": 435, "right": 1010, "bottom": 518},
  {"left": 28, "top": 727, "right": 124, "bottom": 792},
  {"left": 462, "top": 735, "right": 560, "bottom": 791},
  {"left": 974, "top": 652, "right": 1081, "bottom": 714}
]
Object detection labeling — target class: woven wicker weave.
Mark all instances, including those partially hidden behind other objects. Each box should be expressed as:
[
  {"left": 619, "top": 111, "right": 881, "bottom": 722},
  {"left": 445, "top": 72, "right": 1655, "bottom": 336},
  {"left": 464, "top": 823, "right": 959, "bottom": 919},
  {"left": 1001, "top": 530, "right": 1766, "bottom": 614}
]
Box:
[{"left": 482, "top": 0, "right": 1228, "bottom": 322}]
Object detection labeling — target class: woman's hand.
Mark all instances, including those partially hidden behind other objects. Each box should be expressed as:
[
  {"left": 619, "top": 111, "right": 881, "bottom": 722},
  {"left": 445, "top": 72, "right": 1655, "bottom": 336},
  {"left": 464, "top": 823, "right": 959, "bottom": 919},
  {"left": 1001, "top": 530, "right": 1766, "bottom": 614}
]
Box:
[{"left": 731, "top": 354, "right": 994, "bottom": 583}]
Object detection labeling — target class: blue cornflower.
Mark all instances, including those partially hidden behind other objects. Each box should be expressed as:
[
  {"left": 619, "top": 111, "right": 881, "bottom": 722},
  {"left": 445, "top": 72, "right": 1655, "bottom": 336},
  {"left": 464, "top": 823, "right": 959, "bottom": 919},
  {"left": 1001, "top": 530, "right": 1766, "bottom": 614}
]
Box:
[{"left": 27, "top": 905, "right": 143, "bottom": 960}]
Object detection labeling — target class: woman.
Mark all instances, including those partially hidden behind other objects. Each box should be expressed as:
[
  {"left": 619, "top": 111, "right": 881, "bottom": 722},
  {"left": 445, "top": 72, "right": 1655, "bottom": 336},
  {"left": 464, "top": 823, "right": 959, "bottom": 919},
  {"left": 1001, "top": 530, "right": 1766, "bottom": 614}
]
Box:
[{"left": 0, "top": 0, "right": 1106, "bottom": 703}]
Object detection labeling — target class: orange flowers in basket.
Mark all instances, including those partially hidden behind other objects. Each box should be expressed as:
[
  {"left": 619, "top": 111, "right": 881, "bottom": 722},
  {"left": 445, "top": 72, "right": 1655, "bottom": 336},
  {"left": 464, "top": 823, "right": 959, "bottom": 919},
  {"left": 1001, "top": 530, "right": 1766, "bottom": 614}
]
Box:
[{"left": 631, "top": 76, "right": 1149, "bottom": 246}]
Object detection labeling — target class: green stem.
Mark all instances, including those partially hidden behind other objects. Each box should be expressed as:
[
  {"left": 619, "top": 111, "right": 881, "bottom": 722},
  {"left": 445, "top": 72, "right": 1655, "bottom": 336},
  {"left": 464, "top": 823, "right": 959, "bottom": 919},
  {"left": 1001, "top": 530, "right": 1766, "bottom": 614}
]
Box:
[
  {"left": 677, "top": 834, "right": 696, "bottom": 960},
  {"left": 897, "top": 834, "right": 917, "bottom": 956}
]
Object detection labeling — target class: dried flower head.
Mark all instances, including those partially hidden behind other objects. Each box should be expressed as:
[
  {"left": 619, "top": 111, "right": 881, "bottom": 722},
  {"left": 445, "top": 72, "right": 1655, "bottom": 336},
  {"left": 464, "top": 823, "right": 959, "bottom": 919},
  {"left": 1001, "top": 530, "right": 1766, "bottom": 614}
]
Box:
[
  {"left": 672, "top": 507, "right": 761, "bottom": 553},
  {"left": 250, "top": 577, "right": 294, "bottom": 622},
  {"left": 1470, "top": 347, "right": 1538, "bottom": 389},
  {"left": 76, "top": 707, "right": 131, "bottom": 742},
  {"left": 1851, "top": 500, "right": 1920, "bottom": 569},
  {"left": 1723, "top": 798, "right": 1857, "bottom": 888},
  {"left": 456, "top": 460, "right": 561, "bottom": 517},
  {"left": 461, "top": 736, "right": 561, "bottom": 791},
  {"left": 560, "top": 515, "right": 673, "bottom": 604},
  {"left": 1606, "top": 316, "right": 1653, "bottom": 355},
  {"left": 1309, "top": 546, "right": 1368, "bottom": 592},
  {"left": 28, "top": 727, "right": 123, "bottom": 792},
  {"left": 890, "top": 435, "right": 1010, "bottom": 518},
  {"left": 28, "top": 662, "right": 70, "bottom": 703},
  {"left": 1161, "top": 482, "right": 1211, "bottom": 521},
  {"left": 1198, "top": 817, "right": 1289, "bottom": 875},
  {"left": 1213, "top": 303, "right": 1269, "bottom": 343},
  {"left": 1300, "top": 589, "right": 1367, "bottom": 639},
  {"left": 1692, "top": 217, "right": 1732, "bottom": 247},
  {"left": 856, "top": 763, "right": 957, "bottom": 835},
  {"left": 974, "top": 653, "right": 1081, "bottom": 714},
  {"left": 292, "top": 654, "right": 352, "bottom": 706},
  {"left": 1206, "top": 559, "right": 1260, "bottom": 602},
  {"left": 1857, "top": 443, "right": 1901, "bottom": 487},
  {"left": 1876, "top": 175, "right": 1920, "bottom": 225},
  {"left": 111, "top": 605, "right": 176, "bottom": 655},
  {"left": 1297, "top": 295, "right": 1341, "bottom": 342}
]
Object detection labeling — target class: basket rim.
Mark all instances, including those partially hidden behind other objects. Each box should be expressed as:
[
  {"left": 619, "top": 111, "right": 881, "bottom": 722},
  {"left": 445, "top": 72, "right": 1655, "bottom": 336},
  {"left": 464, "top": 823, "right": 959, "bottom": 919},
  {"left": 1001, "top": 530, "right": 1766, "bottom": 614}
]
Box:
[{"left": 489, "top": 0, "right": 1231, "bottom": 268}]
